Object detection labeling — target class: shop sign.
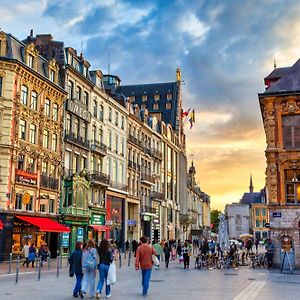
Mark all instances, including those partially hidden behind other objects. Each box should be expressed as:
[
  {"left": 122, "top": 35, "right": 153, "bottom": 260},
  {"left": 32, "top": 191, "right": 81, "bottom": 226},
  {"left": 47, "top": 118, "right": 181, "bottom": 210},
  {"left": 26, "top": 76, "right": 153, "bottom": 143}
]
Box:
[
  {"left": 128, "top": 220, "right": 137, "bottom": 226},
  {"left": 77, "top": 227, "right": 84, "bottom": 242},
  {"left": 273, "top": 212, "right": 282, "bottom": 218},
  {"left": 153, "top": 218, "right": 160, "bottom": 224},
  {"left": 91, "top": 214, "right": 105, "bottom": 225},
  {"left": 67, "top": 99, "right": 91, "bottom": 122},
  {"left": 62, "top": 233, "right": 69, "bottom": 247},
  {"left": 22, "top": 192, "right": 31, "bottom": 205},
  {"left": 105, "top": 220, "right": 113, "bottom": 226},
  {"left": 143, "top": 215, "right": 151, "bottom": 222},
  {"left": 15, "top": 169, "right": 37, "bottom": 185}
]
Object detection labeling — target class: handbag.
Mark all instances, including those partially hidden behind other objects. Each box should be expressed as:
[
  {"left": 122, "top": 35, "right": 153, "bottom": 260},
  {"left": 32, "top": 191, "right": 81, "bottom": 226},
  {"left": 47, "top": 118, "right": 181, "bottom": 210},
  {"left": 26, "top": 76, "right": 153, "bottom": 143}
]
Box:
[
  {"left": 107, "top": 261, "right": 116, "bottom": 285},
  {"left": 152, "top": 254, "right": 159, "bottom": 266}
]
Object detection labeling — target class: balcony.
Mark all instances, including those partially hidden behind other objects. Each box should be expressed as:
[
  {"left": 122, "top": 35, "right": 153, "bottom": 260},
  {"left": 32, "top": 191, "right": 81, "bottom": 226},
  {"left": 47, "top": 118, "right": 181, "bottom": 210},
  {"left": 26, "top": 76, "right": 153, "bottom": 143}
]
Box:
[
  {"left": 40, "top": 174, "right": 59, "bottom": 190},
  {"left": 90, "top": 140, "right": 107, "bottom": 156},
  {"left": 110, "top": 180, "right": 127, "bottom": 192},
  {"left": 151, "top": 191, "right": 164, "bottom": 200},
  {"left": 128, "top": 160, "right": 140, "bottom": 172},
  {"left": 142, "top": 205, "right": 157, "bottom": 215},
  {"left": 143, "top": 147, "right": 151, "bottom": 156},
  {"left": 128, "top": 135, "right": 142, "bottom": 148},
  {"left": 89, "top": 171, "right": 110, "bottom": 186},
  {"left": 61, "top": 206, "right": 91, "bottom": 217},
  {"left": 65, "top": 132, "right": 89, "bottom": 149},
  {"left": 141, "top": 173, "right": 155, "bottom": 185},
  {"left": 151, "top": 148, "right": 162, "bottom": 160}
]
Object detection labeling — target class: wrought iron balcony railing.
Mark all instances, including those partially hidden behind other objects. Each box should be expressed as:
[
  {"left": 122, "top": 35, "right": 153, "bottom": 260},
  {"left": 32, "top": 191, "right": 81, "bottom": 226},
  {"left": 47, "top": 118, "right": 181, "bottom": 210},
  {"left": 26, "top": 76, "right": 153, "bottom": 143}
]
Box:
[
  {"left": 90, "top": 140, "right": 107, "bottom": 155},
  {"left": 65, "top": 132, "right": 89, "bottom": 148},
  {"left": 40, "top": 174, "right": 59, "bottom": 190}
]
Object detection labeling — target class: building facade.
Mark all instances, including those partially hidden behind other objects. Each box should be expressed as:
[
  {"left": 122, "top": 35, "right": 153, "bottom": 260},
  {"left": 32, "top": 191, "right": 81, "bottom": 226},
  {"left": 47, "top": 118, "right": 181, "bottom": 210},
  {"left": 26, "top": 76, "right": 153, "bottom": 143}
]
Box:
[
  {"left": 259, "top": 60, "right": 300, "bottom": 268},
  {"left": 0, "top": 31, "right": 69, "bottom": 260}
]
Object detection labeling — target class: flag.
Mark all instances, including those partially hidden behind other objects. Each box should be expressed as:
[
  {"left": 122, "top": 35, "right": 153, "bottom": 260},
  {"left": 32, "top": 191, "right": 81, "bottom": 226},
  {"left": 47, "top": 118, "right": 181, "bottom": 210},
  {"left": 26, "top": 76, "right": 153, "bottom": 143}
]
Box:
[
  {"left": 181, "top": 108, "right": 190, "bottom": 118},
  {"left": 189, "top": 109, "right": 195, "bottom": 129}
]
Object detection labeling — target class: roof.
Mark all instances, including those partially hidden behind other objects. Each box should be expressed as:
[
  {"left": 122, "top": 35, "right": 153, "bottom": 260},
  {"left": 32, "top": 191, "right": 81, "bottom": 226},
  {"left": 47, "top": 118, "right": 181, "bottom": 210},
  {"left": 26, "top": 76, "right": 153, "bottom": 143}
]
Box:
[
  {"left": 264, "top": 67, "right": 290, "bottom": 80},
  {"left": 264, "top": 59, "right": 300, "bottom": 94},
  {"left": 240, "top": 191, "right": 265, "bottom": 205},
  {"left": 117, "top": 81, "right": 179, "bottom": 130}
]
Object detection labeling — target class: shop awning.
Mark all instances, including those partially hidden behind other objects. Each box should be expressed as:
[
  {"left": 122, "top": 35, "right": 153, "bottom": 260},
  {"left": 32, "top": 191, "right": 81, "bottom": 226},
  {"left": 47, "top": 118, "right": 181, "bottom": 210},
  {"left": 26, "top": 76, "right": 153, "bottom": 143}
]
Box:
[
  {"left": 0, "top": 220, "right": 3, "bottom": 230},
  {"left": 89, "top": 225, "right": 110, "bottom": 231},
  {"left": 16, "top": 216, "right": 70, "bottom": 233}
]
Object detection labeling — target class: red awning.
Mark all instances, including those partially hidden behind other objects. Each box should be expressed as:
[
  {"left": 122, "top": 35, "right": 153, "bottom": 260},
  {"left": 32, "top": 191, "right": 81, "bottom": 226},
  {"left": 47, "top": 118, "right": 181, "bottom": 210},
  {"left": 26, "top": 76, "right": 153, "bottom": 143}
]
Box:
[
  {"left": 89, "top": 225, "right": 110, "bottom": 231},
  {"left": 16, "top": 216, "right": 70, "bottom": 233},
  {"left": 0, "top": 220, "right": 3, "bottom": 230}
]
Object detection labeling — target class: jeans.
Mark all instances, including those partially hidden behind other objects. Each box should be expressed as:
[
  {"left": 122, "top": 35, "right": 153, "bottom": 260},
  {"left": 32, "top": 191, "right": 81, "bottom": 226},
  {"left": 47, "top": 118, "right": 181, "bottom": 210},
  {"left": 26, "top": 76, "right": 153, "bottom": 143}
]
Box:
[
  {"left": 81, "top": 269, "right": 96, "bottom": 297},
  {"left": 73, "top": 273, "right": 83, "bottom": 296},
  {"left": 97, "top": 264, "right": 111, "bottom": 296},
  {"left": 183, "top": 254, "right": 190, "bottom": 268},
  {"left": 141, "top": 268, "right": 152, "bottom": 295}
]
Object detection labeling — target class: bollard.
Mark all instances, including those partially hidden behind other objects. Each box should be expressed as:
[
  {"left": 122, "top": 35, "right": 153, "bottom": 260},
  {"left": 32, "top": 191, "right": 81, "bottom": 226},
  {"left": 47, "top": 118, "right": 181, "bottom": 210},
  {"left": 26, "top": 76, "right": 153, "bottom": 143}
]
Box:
[
  {"left": 59, "top": 248, "right": 62, "bottom": 269},
  {"left": 37, "top": 257, "right": 41, "bottom": 281},
  {"left": 35, "top": 255, "right": 39, "bottom": 271},
  {"left": 56, "top": 251, "right": 60, "bottom": 278},
  {"left": 119, "top": 251, "right": 121, "bottom": 268},
  {"left": 124, "top": 250, "right": 127, "bottom": 259},
  {"left": 48, "top": 252, "right": 51, "bottom": 270},
  {"left": 8, "top": 252, "right": 13, "bottom": 274},
  {"left": 128, "top": 250, "right": 131, "bottom": 267},
  {"left": 15, "top": 256, "right": 20, "bottom": 284}
]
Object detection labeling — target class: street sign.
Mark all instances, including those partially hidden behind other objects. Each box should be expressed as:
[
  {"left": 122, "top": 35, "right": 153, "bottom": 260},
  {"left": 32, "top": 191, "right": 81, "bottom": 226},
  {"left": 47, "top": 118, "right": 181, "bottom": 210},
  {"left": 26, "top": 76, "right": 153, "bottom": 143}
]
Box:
[
  {"left": 273, "top": 212, "right": 282, "bottom": 218},
  {"left": 62, "top": 233, "right": 69, "bottom": 247},
  {"left": 77, "top": 228, "right": 83, "bottom": 242},
  {"left": 265, "top": 222, "right": 270, "bottom": 228}
]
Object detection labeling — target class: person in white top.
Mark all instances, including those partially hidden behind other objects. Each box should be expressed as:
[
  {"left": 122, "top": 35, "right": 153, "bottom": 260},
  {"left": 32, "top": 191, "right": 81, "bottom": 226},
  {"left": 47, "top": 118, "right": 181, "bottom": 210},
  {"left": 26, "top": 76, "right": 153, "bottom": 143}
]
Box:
[{"left": 22, "top": 242, "right": 30, "bottom": 267}]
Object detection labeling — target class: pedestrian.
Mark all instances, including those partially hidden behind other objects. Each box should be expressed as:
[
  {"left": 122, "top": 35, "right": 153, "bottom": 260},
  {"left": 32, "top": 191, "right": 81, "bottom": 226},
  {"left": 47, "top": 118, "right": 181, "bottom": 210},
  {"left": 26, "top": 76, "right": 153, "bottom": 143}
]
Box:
[
  {"left": 201, "top": 238, "right": 209, "bottom": 256},
  {"left": 163, "top": 242, "right": 171, "bottom": 268},
  {"left": 38, "top": 244, "right": 48, "bottom": 267},
  {"left": 132, "top": 240, "right": 138, "bottom": 257},
  {"left": 125, "top": 240, "right": 130, "bottom": 252},
  {"left": 182, "top": 241, "right": 190, "bottom": 269},
  {"left": 81, "top": 239, "right": 98, "bottom": 299},
  {"left": 176, "top": 240, "right": 182, "bottom": 259},
  {"left": 22, "top": 241, "right": 29, "bottom": 267},
  {"left": 153, "top": 240, "right": 163, "bottom": 269},
  {"left": 135, "top": 236, "right": 157, "bottom": 297},
  {"left": 68, "top": 241, "right": 83, "bottom": 298},
  {"left": 27, "top": 243, "right": 36, "bottom": 267},
  {"left": 96, "top": 239, "right": 114, "bottom": 299},
  {"left": 255, "top": 239, "right": 259, "bottom": 253},
  {"left": 265, "top": 238, "right": 275, "bottom": 269},
  {"left": 209, "top": 239, "right": 216, "bottom": 254}
]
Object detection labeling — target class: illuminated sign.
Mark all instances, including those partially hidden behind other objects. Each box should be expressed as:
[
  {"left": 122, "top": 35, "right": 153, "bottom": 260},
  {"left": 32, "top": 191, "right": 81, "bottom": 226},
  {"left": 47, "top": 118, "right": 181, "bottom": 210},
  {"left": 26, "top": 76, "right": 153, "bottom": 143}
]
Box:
[{"left": 15, "top": 169, "right": 37, "bottom": 185}]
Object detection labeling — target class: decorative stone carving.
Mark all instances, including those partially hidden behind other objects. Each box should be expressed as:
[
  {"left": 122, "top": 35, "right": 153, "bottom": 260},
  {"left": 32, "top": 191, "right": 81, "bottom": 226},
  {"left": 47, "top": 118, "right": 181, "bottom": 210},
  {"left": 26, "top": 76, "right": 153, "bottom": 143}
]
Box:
[
  {"left": 263, "top": 105, "right": 276, "bottom": 147},
  {"left": 267, "top": 162, "right": 277, "bottom": 202},
  {"left": 281, "top": 100, "right": 299, "bottom": 114}
]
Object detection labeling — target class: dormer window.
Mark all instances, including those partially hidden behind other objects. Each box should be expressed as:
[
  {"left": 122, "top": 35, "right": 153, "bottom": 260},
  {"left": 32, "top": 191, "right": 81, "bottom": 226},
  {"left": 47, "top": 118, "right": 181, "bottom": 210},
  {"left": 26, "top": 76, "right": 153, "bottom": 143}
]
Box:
[
  {"left": 129, "top": 95, "right": 135, "bottom": 102},
  {"left": 154, "top": 94, "right": 160, "bottom": 101},
  {"left": 166, "top": 102, "right": 172, "bottom": 109},
  {"left": 27, "top": 55, "right": 34, "bottom": 68},
  {"left": 49, "top": 69, "right": 55, "bottom": 82},
  {"left": 142, "top": 95, "right": 147, "bottom": 102},
  {"left": 167, "top": 93, "right": 173, "bottom": 100}
]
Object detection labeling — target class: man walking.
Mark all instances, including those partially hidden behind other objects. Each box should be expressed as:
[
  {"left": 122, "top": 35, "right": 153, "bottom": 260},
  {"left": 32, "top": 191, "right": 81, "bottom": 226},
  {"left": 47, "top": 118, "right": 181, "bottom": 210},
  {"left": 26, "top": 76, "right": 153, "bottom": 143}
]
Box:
[
  {"left": 22, "top": 241, "right": 29, "bottom": 267},
  {"left": 265, "top": 238, "right": 275, "bottom": 269},
  {"left": 135, "top": 236, "right": 157, "bottom": 296}
]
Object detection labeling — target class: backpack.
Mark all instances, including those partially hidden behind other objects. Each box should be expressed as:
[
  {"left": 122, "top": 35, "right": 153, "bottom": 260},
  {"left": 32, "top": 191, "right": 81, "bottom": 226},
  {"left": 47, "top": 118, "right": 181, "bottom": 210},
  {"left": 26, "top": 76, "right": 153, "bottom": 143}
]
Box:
[{"left": 85, "top": 250, "right": 96, "bottom": 271}]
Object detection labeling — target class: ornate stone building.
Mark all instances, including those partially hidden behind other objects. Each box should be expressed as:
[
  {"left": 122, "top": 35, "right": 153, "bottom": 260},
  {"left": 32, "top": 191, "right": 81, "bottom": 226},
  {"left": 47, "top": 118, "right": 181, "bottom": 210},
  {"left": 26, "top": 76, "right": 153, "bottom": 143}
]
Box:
[
  {"left": 0, "top": 31, "right": 68, "bottom": 260},
  {"left": 259, "top": 60, "right": 300, "bottom": 268}
]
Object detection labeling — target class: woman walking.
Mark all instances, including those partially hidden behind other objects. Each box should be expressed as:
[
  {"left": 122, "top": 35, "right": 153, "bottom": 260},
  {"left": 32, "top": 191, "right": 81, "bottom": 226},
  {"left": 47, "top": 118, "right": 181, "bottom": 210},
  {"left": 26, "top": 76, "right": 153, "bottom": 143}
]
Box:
[
  {"left": 68, "top": 242, "right": 83, "bottom": 298},
  {"left": 163, "top": 242, "right": 171, "bottom": 268},
  {"left": 27, "top": 243, "right": 36, "bottom": 267},
  {"left": 96, "top": 239, "right": 114, "bottom": 299},
  {"left": 81, "top": 239, "right": 98, "bottom": 298},
  {"left": 182, "top": 241, "right": 190, "bottom": 269}
]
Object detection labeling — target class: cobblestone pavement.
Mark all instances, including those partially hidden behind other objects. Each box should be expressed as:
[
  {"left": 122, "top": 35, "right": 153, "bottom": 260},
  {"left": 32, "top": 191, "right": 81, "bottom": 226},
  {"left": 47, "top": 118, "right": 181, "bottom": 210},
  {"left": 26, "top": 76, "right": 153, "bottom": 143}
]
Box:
[{"left": 0, "top": 256, "right": 299, "bottom": 300}]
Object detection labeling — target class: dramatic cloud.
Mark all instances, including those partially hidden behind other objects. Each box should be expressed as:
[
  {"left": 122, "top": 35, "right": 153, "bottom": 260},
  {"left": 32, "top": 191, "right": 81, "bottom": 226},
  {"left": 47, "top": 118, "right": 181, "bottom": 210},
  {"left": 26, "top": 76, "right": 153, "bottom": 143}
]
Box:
[{"left": 2, "top": 0, "right": 300, "bottom": 209}]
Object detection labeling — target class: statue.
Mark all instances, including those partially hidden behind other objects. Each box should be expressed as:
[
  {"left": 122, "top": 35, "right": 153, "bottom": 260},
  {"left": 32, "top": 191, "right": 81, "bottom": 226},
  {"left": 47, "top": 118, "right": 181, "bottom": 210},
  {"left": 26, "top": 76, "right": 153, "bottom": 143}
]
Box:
[{"left": 217, "top": 213, "right": 230, "bottom": 252}]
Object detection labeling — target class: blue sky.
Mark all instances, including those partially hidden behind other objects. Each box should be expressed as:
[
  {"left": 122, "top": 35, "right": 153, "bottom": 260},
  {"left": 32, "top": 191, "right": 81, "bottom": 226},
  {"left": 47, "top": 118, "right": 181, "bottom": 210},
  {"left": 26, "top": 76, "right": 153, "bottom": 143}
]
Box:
[{"left": 2, "top": 0, "right": 300, "bottom": 209}]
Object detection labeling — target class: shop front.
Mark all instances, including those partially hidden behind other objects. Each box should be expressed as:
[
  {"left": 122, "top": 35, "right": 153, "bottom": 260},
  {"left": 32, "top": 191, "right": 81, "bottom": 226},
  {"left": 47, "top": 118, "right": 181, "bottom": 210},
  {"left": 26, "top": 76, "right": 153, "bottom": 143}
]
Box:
[
  {"left": 126, "top": 199, "right": 140, "bottom": 242},
  {"left": 106, "top": 193, "right": 125, "bottom": 250},
  {"left": 88, "top": 211, "right": 107, "bottom": 246}
]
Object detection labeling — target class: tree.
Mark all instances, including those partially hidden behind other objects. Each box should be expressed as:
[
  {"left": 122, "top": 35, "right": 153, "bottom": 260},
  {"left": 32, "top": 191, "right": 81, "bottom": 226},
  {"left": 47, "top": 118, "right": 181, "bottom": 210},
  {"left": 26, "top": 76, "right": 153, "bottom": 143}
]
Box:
[{"left": 210, "top": 209, "right": 222, "bottom": 233}]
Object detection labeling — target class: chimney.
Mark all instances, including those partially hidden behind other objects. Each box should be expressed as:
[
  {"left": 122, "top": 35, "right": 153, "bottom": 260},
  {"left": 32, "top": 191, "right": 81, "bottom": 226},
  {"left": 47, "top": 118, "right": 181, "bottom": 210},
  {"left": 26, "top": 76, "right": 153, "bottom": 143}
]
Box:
[{"left": 30, "top": 29, "right": 33, "bottom": 37}]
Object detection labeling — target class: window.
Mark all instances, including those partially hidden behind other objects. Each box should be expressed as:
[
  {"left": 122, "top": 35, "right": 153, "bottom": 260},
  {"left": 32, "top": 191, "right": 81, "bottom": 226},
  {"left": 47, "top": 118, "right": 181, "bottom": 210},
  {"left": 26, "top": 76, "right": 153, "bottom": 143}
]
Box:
[
  {"left": 92, "top": 125, "right": 96, "bottom": 142},
  {"left": 256, "top": 220, "right": 260, "bottom": 227},
  {"left": 15, "top": 194, "right": 22, "bottom": 210},
  {"left": 19, "top": 119, "right": 26, "bottom": 140},
  {"left": 107, "top": 158, "right": 111, "bottom": 176},
  {"left": 120, "top": 138, "right": 124, "bottom": 156},
  {"left": 114, "top": 134, "right": 118, "bottom": 153},
  {"left": 49, "top": 70, "right": 55, "bottom": 82},
  {"left": 121, "top": 116, "right": 124, "bottom": 129},
  {"left": 53, "top": 103, "right": 58, "bottom": 121},
  {"left": 27, "top": 55, "right": 34, "bottom": 68},
  {"left": 27, "top": 157, "right": 35, "bottom": 172},
  {"left": 285, "top": 170, "right": 300, "bottom": 204},
  {"left": 166, "top": 102, "right": 172, "bottom": 109},
  {"left": 68, "top": 81, "right": 74, "bottom": 98},
  {"left": 26, "top": 196, "right": 33, "bottom": 211},
  {"left": 31, "top": 91, "right": 38, "bottom": 110},
  {"left": 66, "top": 114, "right": 71, "bottom": 134},
  {"left": 262, "top": 220, "right": 266, "bottom": 227},
  {"left": 141, "top": 104, "right": 146, "bottom": 110},
  {"left": 83, "top": 91, "right": 89, "bottom": 105},
  {"left": 82, "top": 123, "right": 87, "bottom": 141},
  {"left": 282, "top": 115, "right": 300, "bottom": 149},
  {"left": 40, "top": 204, "right": 46, "bottom": 213},
  {"left": 29, "top": 124, "right": 36, "bottom": 144},
  {"left": 0, "top": 77, "right": 2, "bottom": 97},
  {"left": 236, "top": 214, "right": 242, "bottom": 225},
  {"left": 18, "top": 154, "right": 25, "bottom": 170},
  {"left": 91, "top": 156, "right": 95, "bottom": 171},
  {"left": 154, "top": 94, "right": 160, "bottom": 101},
  {"left": 115, "top": 111, "right": 119, "bottom": 126},
  {"left": 108, "top": 129, "right": 112, "bottom": 149},
  {"left": 99, "top": 104, "right": 104, "bottom": 121},
  {"left": 262, "top": 208, "right": 266, "bottom": 216},
  {"left": 49, "top": 199, "right": 55, "bottom": 213},
  {"left": 108, "top": 107, "right": 112, "bottom": 122},
  {"left": 21, "top": 85, "right": 28, "bottom": 105},
  {"left": 76, "top": 86, "right": 81, "bottom": 101},
  {"left": 45, "top": 99, "right": 51, "bottom": 117},
  {"left": 52, "top": 133, "right": 57, "bottom": 151},
  {"left": 153, "top": 103, "right": 158, "bottom": 110},
  {"left": 167, "top": 93, "right": 173, "bottom": 100},
  {"left": 142, "top": 94, "right": 147, "bottom": 102},
  {"left": 255, "top": 208, "right": 260, "bottom": 216},
  {"left": 93, "top": 100, "right": 97, "bottom": 118},
  {"left": 74, "top": 118, "right": 79, "bottom": 139},
  {"left": 50, "top": 164, "right": 56, "bottom": 176},
  {"left": 42, "top": 161, "right": 48, "bottom": 174},
  {"left": 43, "top": 130, "right": 49, "bottom": 148},
  {"left": 113, "top": 160, "right": 117, "bottom": 182},
  {"left": 98, "top": 128, "right": 103, "bottom": 143}
]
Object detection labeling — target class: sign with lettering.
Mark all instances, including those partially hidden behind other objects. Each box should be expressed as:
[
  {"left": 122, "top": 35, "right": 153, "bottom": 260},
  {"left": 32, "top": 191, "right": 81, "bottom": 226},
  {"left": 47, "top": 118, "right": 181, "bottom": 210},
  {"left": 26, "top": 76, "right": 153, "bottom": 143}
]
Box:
[
  {"left": 273, "top": 212, "right": 282, "bottom": 218},
  {"left": 77, "top": 227, "right": 84, "bottom": 242},
  {"left": 62, "top": 233, "right": 69, "bottom": 247},
  {"left": 127, "top": 220, "right": 137, "bottom": 226},
  {"left": 15, "top": 169, "right": 37, "bottom": 185},
  {"left": 91, "top": 214, "right": 105, "bottom": 225},
  {"left": 67, "top": 99, "right": 91, "bottom": 122}
]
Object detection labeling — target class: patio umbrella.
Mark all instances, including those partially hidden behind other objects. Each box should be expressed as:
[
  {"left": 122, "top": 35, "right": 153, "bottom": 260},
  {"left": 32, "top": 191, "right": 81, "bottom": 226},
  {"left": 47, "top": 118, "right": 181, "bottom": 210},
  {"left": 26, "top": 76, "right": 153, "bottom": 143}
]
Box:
[{"left": 239, "top": 233, "right": 254, "bottom": 240}]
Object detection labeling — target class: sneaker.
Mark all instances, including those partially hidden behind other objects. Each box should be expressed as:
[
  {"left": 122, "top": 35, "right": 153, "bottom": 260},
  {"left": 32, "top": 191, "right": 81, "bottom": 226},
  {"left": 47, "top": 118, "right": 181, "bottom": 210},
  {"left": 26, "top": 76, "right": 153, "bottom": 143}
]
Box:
[
  {"left": 80, "top": 291, "right": 84, "bottom": 299},
  {"left": 96, "top": 291, "right": 100, "bottom": 299},
  {"left": 106, "top": 295, "right": 111, "bottom": 298}
]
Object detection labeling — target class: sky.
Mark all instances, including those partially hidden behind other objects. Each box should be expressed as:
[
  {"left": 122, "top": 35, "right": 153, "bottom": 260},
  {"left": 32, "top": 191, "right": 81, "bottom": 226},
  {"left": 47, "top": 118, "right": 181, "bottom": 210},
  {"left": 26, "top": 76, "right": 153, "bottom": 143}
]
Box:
[{"left": 1, "top": 0, "right": 300, "bottom": 210}]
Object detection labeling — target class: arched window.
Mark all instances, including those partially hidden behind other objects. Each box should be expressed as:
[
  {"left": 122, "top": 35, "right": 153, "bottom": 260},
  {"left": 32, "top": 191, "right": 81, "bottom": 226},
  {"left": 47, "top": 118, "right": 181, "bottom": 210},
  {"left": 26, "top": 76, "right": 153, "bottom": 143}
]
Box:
[{"left": 281, "top": 236, "right": 292, "bottom": 252}]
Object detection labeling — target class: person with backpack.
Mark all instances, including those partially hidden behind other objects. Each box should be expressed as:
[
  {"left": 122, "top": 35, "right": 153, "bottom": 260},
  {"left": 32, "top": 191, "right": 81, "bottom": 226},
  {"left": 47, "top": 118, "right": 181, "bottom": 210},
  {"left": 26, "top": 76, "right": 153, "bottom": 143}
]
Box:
[
  {"left": 68, "top": 241, "right": 83, "bottom": 298},
  {"left": 81, "top": 239, "right": 98, "bottom": 298},
  {"left": 96, "top": 239, "right": 114, "bottom": 299}
]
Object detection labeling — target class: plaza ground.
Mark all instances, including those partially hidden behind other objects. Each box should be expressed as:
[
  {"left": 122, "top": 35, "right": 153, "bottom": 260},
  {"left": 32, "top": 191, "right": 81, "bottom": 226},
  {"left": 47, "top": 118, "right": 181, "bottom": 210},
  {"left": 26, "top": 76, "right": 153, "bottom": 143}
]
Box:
[{"left": 0, "top": 256, "right": 300, "bottom": 300}]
